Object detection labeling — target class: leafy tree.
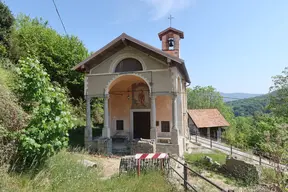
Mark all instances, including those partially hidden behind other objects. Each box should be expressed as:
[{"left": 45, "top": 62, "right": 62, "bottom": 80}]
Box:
[
  {"left": 255, "top": 115, "right": 288, "bottom": 190},
  {"left": 15, "top": 57, "right": 74, "bottom": 168},
  {"left": 0, "top": 1, "right": 14, "bottom": 57},
  {"left": 269, "top": 67, "right": 288, "bottom": 118},
  {"left": 187, "top": 86, "right": 235, "bottom": 123},
  {"left": 10, "top": 15, "right": 88, "bottom": 100}
]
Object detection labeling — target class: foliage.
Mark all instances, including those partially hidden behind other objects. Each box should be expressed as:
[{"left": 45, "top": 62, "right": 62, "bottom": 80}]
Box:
[
  {"left": 227, "top": 116, "right": 253, "bottom": 149},
  {"left": 72, "top": 98, "right": 104, "bottom": 127},
  {"left": 187, "top": 86, "right": 235, "bottom": 124},
  {"left": 0, "top": 151, "right": 177, "bottom": 192},
  {"left": 227, "top": 94, "right": 270, "bottom": 117},
  {"left": 269, "top": 67, "right": 288, "bottom": 118},
  {"left": 10, "top": 15, "right": 88, "bottom": 99},
  {"left": 0, "top": 1, "right": 14, "bottom": 57},
  {"left": 259, "top": 122, "right": 288, "bottom": 190},
  {"left": 0, "top": 125, "right": 17, "bottom": 167},
  {"left": 14, "top": 57, "right": 75, "bottom": 168},
  {"left": 0, "top": 65, "right": 28, "bottom": 131}
]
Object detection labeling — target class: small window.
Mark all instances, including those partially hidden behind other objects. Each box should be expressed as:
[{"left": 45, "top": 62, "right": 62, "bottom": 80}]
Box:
[
  {"left": 156, "top": 121, "right": 159, "bottom": 126},
  {"left": 161, "top": 121, "right": 170, "bottom": 132},
  {"left": 115, "top": 58, "right": 143, "bottom": 73},
  {"left": 116, "top": 120, "right": 124, "bottom": 130}
]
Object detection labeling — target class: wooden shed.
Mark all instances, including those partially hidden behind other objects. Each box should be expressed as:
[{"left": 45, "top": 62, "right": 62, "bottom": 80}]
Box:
[{"left": 187, "top": 109, "right": 230, "bottom": 141}]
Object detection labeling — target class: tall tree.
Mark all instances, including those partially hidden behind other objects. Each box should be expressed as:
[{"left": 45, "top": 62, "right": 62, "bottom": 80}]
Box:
[
  {"left": 187, "top": 86, "right": 235, "bottom": 122},
  {"left": 269, "top": 67, "right": 288, "bottom": 118},
  {"left": 10, "top": 15, "right": 88, "bottom": 100},
  {"left": 0, "top": 1, "right": 14, "bottom": 57}
]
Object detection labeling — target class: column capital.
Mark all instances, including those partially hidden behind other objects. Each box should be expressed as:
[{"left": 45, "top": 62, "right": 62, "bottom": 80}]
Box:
[
  {"left": 171, "top": 92, "right": 177, "bottom": 99},
  {"left": 104, "top": 94, "right": 110, "bottom": 99},
  {"left": 150, "top": 95, "right": 156, "bottom": 100}
]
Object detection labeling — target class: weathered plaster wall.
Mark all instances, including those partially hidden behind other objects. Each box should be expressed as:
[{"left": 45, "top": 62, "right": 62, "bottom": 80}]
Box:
[
  {"left": 171, "top": 66, "right": 187, "bottom": 137},
  {"left": 90, "top": 47, "right": 167, "bottom": 74},
  {"left": 156, "top": 95, "right": 172, "bottom": 137},
  {"left": 109, "top": 93, "right": 131, "bottom": 137}
]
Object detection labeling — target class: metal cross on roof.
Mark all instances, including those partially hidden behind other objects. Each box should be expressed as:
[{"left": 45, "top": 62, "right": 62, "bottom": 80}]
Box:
[{"left": 168, "top": 14, "right": 174, "bottom": 27}]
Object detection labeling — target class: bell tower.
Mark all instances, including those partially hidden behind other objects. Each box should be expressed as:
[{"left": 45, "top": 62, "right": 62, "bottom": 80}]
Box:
[{"left": 158, "top": 27, "right": 184, "bottom": 58}]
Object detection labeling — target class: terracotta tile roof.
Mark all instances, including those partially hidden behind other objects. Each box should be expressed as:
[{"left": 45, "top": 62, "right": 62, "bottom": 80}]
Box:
[{"left": 187, "top": 109, "right": 230, "bottom": 128}]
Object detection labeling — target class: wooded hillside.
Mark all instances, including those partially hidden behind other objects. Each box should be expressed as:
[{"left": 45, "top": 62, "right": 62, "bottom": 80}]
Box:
[{"left": 226, "top": 94, "right": 270, "bottom": 116}]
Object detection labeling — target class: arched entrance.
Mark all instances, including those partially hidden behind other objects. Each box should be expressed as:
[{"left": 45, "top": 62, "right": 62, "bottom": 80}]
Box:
[{"left": 107, "top": 74, "right": 151, "bottom": 139}]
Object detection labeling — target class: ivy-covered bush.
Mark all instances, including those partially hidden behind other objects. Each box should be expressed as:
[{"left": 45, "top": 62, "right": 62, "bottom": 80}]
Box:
[{"left": 14, "top": 57, "right": 75, "bottom": 168}]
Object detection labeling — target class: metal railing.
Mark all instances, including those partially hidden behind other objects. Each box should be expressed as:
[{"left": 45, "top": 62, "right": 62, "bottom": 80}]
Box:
[
  {"left": 169, "top": 156, "right": 234, "bottom": 192},
  {"left": 190, "top": 135, "right": 287, "bottom": 171}
]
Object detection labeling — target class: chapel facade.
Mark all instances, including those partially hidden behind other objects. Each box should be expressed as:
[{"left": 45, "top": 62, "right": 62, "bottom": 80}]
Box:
[{"left": 73, "top": 27, "right": 191, "bottom": 156}]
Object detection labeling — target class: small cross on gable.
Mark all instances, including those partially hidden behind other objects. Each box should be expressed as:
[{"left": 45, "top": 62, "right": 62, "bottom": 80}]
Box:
[{"left": 168, "top": 14, "right": 174, "bottom": 27}]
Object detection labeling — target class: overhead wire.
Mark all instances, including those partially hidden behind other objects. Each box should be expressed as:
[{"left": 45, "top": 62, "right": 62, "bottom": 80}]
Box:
[{"left": 52, "top": 0, "right": 67, "bottom": 35}]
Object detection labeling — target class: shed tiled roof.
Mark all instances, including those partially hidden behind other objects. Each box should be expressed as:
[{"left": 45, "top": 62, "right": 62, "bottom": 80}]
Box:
[{"left": 187, "top": 109, "right": 230, "bottom": 128}]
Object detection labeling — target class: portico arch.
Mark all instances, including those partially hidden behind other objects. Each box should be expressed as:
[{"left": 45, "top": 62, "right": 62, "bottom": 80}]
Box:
[
  {"left": 102, "top": 74, "right": 156, "bottom": 140},
  {"left": 105, "top": 73, "right": 151, "bottom": 95}
]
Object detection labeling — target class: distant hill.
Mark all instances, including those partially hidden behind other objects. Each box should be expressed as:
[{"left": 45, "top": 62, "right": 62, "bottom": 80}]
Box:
[
  {"left": 226, "top": 94, "right": 270, "bottom": 117},
  {"left": 220, "top": 92, "right": 263, "bottom": 102}
]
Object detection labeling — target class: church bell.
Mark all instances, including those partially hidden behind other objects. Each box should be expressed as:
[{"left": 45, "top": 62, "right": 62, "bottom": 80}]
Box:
[{"left": 168, "top": 38, "right": 174, "bottom": 48}]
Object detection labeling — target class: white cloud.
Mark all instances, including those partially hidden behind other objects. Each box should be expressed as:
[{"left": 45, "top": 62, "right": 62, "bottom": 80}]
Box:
[{"left": 142, "top": 0, "right": 193, "bottom": 20}]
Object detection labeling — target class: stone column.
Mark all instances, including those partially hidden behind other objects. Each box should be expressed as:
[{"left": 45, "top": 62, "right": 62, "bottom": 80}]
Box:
[
  {"left": 150, "top": 95, "right": 157, "bottom": 140},
  {"left": 207, "top": 127, "right": 211, "bottom": 139},
  {"left": 102, "top": 94, "right": 110, "bottom": 138},
  {"left": 217, "top": 127, "right": 222, "bottom": 142},
  {"left": 171, "top": 93, "right": 179, "bottom": 145},
  {"left": 85, "top": 96, "right": 92, "bottom": 142}
]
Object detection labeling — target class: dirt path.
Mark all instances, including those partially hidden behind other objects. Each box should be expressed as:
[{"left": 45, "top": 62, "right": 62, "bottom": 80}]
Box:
[
  {"left": 97, "top": 157, "right": 121, "bottom": 179},
  {"left": 80, "top": 154, "right": 121, "bottom": 179}
]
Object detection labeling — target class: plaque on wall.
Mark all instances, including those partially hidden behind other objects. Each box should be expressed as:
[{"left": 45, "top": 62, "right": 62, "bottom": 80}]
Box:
[{"left": 131, "top": 83, "right": 150, "bottom": 109}]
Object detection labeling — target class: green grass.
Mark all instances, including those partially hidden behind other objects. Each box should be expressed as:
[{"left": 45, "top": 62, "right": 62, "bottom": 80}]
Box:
[
  {"left": 184, "top": 151, "right": 227, "bottom": 165},
  {"left": 0, "top": 151, "right": 177, "bottom": 192}
]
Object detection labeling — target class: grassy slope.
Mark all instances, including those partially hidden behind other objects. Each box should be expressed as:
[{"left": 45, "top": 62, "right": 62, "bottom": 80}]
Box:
[{"left": 0, "top": 151, "right": 177, "bottom": 192}]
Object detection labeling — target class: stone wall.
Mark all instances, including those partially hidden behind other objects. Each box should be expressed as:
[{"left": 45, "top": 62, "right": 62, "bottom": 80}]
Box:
[
  {"left": 97, "top": 138, "right": 112, "bottom": 154},
  {"left": 130, "top": 139, "right": 156, "bottom": 154},
  {"left": 156, "top": 143, "right": 179, "bottom": 155},
  {"left": 222, "top": 158, "right": 259, "bottom": 185},
  {"left": 85, "top": 140, "right": 98, "bottom": 151}
]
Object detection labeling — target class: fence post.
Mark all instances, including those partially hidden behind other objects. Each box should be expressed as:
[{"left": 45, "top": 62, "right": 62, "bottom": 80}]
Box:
[
  {"left": 210, "top": 137, "right": 212, "bottom": 148},
  {"left": 137, "top": 159, "right": 141, "bottom": 176},
  {"left": 195, "top": 133, "right": 197, "bottom": 143},
  {"left": 183, "top": 163, "right": 188, "bottom": 191},
  {"left": 259, "top": 155, "right": 262, "bottom": 165},
  {"left": 230, "top": 145, "right": 232, "bottom": 156}
]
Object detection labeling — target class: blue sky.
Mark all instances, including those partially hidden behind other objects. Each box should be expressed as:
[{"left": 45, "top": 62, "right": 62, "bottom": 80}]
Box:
[{"left": 4, "top": 0, "right": 288, "bottom": 94}]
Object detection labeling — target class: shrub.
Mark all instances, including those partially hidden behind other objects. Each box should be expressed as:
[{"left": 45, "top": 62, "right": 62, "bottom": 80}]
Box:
[
  {"left": 0, "top": 66, "right": 28, "bottom": 131},
  {"left": 14, "top": 57, "right": 75, "bottom": 169},
  {"left": 0, "top": 125, "right": 17, "bottom": 167}
]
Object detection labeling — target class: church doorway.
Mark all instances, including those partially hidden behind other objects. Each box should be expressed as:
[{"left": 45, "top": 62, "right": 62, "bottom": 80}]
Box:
[{"left": 133, "top": 111, "right": 150, "bottom": 139}]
